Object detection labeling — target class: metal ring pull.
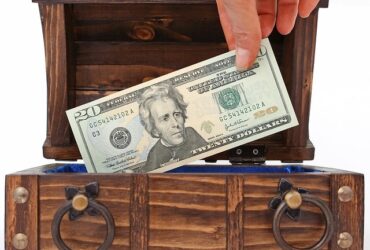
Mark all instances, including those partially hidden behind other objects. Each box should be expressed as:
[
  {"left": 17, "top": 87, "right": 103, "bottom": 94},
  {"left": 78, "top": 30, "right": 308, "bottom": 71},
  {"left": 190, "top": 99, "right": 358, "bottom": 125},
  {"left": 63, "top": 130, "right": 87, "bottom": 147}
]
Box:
[
  {"left": 51, "top": 198, "right": 115, "bottom": 250},
  {"left": 272, "top": 193, "right": 334, "bottom": 250}
]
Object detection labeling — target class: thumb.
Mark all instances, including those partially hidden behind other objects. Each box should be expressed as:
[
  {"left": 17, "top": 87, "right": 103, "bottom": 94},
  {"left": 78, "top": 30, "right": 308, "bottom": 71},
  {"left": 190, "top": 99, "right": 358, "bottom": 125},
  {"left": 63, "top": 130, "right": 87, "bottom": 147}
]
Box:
[{"left": 221, "top": 0, "right": 262, "bottom": 69}]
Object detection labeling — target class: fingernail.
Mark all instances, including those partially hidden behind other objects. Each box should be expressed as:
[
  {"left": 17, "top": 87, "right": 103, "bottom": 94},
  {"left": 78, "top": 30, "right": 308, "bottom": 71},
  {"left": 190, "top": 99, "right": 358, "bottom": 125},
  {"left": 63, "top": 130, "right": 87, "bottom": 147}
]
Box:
[
  {"left": 300, "top": 12, "right": 309, "bottom": 18},
  {"left": 299, "top": 10, "right": 310, "bottom": 18},
  {"left": 236, "top": 48, "right": 250, "bottom": 71}
]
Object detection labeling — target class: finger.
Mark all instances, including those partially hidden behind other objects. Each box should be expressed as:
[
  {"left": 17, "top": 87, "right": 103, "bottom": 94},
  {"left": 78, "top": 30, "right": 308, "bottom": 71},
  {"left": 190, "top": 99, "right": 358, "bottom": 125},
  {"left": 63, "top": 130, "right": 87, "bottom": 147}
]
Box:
[
  {"left": 298, "top": 0, "right": 320, "bottom": 18},
  {"left": 222, "top": 0, "right": 262, "bottom": 69},
  {"left": 276, "top": 0, "right": 299, "bottom": 35},
  {"left": 257, "top": 0, "right": 276, "bottom": 38},
  {"left": 216, "top": 0, "right": 236, "bottom": 50}
]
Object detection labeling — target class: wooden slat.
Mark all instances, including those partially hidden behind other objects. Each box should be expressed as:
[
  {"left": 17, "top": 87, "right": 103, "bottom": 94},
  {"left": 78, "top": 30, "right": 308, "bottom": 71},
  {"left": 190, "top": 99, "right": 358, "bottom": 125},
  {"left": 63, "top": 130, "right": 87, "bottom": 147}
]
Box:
[
  {"left": 74, "top": 19, "right": 224, "bottom": 42},
  {"left": 75, "top": 90, "right": 117, "bottom": 105},
  {"left": 244, "top": 175, "right": 330, "bottom": 249},
  {"left": 282, "top": 10, "right": 319, "bottom": 148},
  {"left": 40, "top": 4, "right": 75, "bottom": 147},
  {"left": 72, "top": 3, "right": 224, "bottom": 43},
  {"left": 148, "top": 175, "right": 226, "bottom": 249},
  {"left": 43, "top": 138, "right": 81, "bottom": 160},
  {"left": 34, "top": 0, "right": 217, "bottom": 4},
  {"left": 5, "top": 175, "right": 38, "bottom": 250},
  {"left": 34, "top": 0, "right": 330, "bottom": 6},
  {"left": 39, "top": 175, "right": 131, "bottom": 249},
  {"left": 130, "top": 174, "right": 149, "bottom": 249},
  {"left": 227, "top": 176, "right": 244, "bottom": 250},
  {"left": 75, "top": 42, "right": 228, "bottom": 67},
  {"left": 76, "top": 65, "right": 173, "bottom": 90},
  {"left": 74, "top": 34, "right": 284, "bottom": 90},
  {"left": 330, "top": 174, "right": 364, "bottom": 250},
  {"left": 73, "top": 3, "right": 218, "bottom": 21}
]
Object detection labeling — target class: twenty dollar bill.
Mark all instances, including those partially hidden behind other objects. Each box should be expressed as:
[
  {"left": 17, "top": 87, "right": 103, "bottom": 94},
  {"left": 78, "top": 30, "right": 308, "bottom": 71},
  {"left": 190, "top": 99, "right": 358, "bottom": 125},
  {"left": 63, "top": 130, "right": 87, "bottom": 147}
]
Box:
[{"left": 67, "top": 39, "right": 298, "bottom": 173}]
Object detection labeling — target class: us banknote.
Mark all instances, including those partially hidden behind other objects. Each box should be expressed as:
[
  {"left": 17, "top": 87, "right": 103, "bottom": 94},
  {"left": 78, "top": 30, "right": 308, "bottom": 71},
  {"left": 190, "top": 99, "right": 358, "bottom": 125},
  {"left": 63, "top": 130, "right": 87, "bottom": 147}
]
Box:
[{"left": 67, "top": 39, "right": 298, "bottom": 173}]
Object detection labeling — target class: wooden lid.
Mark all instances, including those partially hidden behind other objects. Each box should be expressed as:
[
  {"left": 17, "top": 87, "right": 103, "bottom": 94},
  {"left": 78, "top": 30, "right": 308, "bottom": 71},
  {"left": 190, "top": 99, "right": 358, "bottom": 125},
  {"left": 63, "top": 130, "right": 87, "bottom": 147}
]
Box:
[{"left": 37, "top": 1, "right": 327, "bottom": 162}]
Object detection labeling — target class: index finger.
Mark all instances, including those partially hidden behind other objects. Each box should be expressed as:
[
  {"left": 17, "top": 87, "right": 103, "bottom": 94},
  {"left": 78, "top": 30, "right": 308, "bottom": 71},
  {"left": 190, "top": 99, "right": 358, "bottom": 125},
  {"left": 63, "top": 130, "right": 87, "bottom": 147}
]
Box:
[
  {"left": 276, "top": 0, "right": 299, "bottom": 35},
  {"left": 222, "top": 0, "right": 262, "bottom": 69}
]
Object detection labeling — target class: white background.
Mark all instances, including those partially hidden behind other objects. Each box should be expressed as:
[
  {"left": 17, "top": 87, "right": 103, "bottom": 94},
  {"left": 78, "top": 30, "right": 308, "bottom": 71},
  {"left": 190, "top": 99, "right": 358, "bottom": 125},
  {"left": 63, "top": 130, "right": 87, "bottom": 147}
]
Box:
[{"left": 0, "top": 0, "right": 369, "bottom": 249}]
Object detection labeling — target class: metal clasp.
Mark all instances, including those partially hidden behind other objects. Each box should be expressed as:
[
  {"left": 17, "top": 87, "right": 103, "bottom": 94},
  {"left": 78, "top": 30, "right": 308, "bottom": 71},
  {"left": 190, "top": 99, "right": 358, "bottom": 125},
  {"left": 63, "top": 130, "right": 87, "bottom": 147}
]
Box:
[{"left": 229, "top": 145, "right": 266, "bottom": 164}]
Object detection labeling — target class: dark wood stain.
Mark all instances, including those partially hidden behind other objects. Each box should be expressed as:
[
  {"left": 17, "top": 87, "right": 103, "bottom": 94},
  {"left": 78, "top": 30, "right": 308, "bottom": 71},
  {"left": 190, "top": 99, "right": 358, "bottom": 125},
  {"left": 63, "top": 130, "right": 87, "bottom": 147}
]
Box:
[
  {"left": 39, "top": 175, "right": 131, "bottom": 249},
  {"left": 37, "top": 3, "right": 326, "bottom": 162},
  {"left": 6, "top": 169, "right": 364, "bottom": 249},
  {"left": 5, "top": 175, "right": 39, "bottom": 250},
  {"left": 130, "top": 175, "right": 149, "bottom": 250},
  {"left": 8, "top": 1, "right": 364, "bottom": 250},
  {"left": 244, "top": 175, "right": 331, "bottom": 249},
  {"left": 330, "top": 174, "right": 364, "bottom": 250}
]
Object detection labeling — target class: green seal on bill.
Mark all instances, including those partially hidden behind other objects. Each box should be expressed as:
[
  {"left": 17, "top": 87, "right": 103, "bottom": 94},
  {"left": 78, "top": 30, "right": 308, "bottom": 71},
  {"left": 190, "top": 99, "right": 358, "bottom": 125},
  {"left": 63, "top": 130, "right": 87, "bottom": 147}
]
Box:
[{"left": 218, "top": 88, "right": 241, "bottom": 110}]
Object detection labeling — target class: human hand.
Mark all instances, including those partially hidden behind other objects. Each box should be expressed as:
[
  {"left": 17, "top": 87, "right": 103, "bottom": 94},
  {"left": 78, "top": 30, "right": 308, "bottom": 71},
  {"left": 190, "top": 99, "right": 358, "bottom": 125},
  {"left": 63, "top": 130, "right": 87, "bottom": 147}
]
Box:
[{"left": 216, "top": 0, "right": 320, "bottom": 69}]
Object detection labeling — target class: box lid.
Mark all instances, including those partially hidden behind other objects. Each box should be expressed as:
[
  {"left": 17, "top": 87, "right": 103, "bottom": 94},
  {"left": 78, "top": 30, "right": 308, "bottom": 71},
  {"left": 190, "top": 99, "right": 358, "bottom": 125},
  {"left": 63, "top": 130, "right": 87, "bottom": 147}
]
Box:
[
  {"left": 35, "top": 0, "right": 328, "bottom": 163},
  {"left": 33, "top": 0, "right": 329, "bottom": 7}
]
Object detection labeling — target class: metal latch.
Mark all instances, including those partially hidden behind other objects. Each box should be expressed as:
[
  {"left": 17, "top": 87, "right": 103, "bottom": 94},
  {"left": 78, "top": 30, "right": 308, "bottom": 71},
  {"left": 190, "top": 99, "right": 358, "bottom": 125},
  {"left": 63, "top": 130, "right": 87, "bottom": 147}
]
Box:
[{"left": 229, "top": 145, "right": 266, "bottom": 164}]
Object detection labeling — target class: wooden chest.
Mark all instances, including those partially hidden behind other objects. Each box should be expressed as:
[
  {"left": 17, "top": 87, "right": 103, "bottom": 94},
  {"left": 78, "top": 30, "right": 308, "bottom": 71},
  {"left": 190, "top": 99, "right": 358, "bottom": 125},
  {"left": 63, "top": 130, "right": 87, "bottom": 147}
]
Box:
[{"left": 5, "top": 0, "right": 364, "bottom": 249}]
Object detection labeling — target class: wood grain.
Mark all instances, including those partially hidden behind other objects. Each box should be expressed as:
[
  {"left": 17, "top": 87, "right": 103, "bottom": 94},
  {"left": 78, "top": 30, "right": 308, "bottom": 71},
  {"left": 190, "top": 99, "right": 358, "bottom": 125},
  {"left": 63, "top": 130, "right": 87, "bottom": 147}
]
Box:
[
  {"left": 34, "top": 0, "right": 225, "bottom": 4},
  {"left": 148, "top": 175, "right": 227, "bottom": 249},
  {"left": 244, "top": 175, "right": 331, "bottom": 249},
  {"left": 6, "top": 167, "right": 363, "bottom": 249},
  {"left": 227, "top": 176, "right": 244, "bottom": 250},
  {"left": 33, "top": 0, "right": 330, "bottom": 6},
  {"left": 75, "top": 42, "right": 228, "bottom": 67},
  {"left": 41, "top": 134, "right": 314, "bottom": 162},
  {"left": 74, "top": 19, "right": 225, "bottom": 42},
  {"left": 72, "top": 3, "right": 219, "bottom": 21},
  {"left": 42, "top": 139, "right": 80, "bottom": 160},
  {"left": 38, "top": 1, "right": 322, "bottom": 162},
  {"left": 76, "top": 65, "right": 173, "bottom": 90},
  {"left": 281, "top": 11, "right": 318, "bottom": 148},
  {"left": 5, "top": 175, "right": 39, "bottom": 250},
  {"left": 330, "top": 174, "right": 364, "bottom": 250},
  {"left": 39, "top": 4, "right": 75, "bottom": 148},
  {"left": 72, "top": 3, "right": 224, "bottom": 42},
  {"left": 130, "top": 175, "right": 149, "bottom": 249},
  {"left": 39, "top": 175, "right": 131, "bottom": 249}
]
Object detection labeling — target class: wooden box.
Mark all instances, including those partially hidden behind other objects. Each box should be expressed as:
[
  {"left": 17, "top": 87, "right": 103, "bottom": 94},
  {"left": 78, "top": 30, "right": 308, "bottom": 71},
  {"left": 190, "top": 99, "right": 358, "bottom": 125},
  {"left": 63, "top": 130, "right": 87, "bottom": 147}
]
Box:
[{"left": 5, "top": 0, "right": 364, "bottom": 249}]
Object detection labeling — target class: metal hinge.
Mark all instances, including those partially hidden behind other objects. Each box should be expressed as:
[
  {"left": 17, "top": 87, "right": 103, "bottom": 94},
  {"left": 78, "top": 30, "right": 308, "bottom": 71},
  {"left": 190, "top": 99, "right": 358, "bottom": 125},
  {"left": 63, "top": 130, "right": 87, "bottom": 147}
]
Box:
[{"left": 229, "top": 145, "right": 266, "bottom": 164}]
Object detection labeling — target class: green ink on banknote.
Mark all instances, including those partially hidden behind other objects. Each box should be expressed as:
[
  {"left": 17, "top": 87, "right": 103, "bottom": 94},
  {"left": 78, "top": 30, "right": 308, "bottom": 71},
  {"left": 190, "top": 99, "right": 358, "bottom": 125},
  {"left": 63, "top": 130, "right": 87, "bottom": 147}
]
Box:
[{"left": 218, "top": 88, "right": 241, "bottom": 110}]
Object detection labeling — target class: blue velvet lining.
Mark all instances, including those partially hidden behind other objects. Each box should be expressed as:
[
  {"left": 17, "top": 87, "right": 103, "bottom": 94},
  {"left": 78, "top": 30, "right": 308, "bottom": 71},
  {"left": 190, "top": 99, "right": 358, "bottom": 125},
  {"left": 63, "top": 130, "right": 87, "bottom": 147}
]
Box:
[
  {"left": 44, "top": 164, "right": 88, "bottom": 173},
  {"left": 44, "top": 164, "right": 318, "bottom": 173},
  {"left": 167, "top": 165, "right": 317, "bottom": 173}
]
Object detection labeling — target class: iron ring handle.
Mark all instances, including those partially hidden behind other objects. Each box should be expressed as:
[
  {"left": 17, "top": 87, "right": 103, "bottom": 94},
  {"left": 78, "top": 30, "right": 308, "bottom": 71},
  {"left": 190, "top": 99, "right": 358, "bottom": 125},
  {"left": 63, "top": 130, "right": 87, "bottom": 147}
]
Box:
[
  {"left": 51, "top": 199, "right": 115, "bottom": 250},
  {"left": 272, "top": 193, "right": 334, "bottom": 250}
]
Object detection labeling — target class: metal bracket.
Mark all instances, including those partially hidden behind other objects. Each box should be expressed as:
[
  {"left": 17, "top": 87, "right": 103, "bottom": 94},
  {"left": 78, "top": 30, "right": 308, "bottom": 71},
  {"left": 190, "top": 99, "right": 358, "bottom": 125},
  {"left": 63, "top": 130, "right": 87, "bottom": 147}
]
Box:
[{"left": 229, "top": 145, "right": 266, "bottom": 164}]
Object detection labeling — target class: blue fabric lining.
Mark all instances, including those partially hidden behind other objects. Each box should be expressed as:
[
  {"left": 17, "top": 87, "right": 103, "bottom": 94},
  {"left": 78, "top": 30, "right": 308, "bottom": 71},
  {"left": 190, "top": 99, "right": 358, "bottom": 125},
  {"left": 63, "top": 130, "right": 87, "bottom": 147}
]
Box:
[
  {"left": 44, "top": 164, "right": 88, "bottom": 173},
  {"left": 167, "top": 165, "right": 317, "bottom": 173},
  {"left": 44, "top": 164, "right": 318, "bottom": 173}
]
